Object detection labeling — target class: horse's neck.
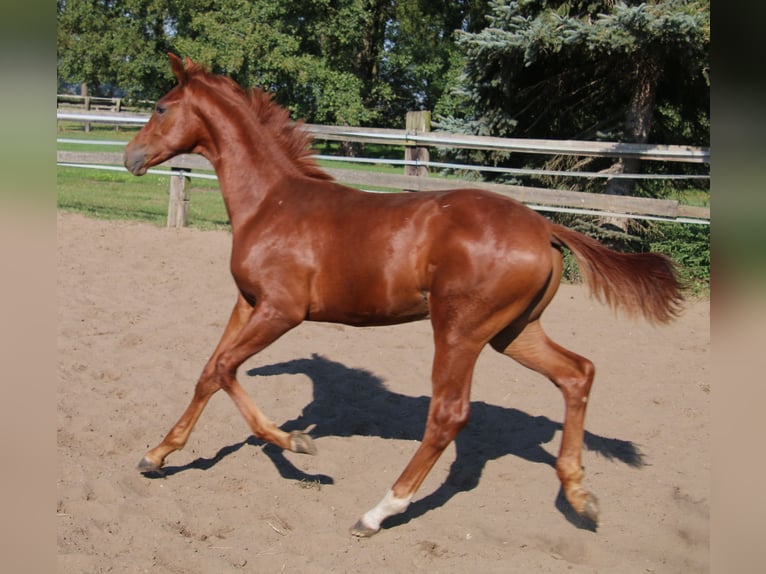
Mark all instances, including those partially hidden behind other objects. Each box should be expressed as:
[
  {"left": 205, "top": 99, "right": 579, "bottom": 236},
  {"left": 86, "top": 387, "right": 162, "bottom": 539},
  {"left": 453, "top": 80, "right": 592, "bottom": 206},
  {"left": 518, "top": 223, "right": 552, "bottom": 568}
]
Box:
[{"left": 202, "top": 113, "right": 291, "bottom": 230}]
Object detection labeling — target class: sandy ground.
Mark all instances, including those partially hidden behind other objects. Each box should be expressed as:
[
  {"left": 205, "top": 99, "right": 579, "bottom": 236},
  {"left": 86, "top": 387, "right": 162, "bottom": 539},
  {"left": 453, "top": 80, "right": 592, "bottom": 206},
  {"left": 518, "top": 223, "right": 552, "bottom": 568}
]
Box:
[{"left": 57, "top": 212, "right": 710, "bottom": 573}]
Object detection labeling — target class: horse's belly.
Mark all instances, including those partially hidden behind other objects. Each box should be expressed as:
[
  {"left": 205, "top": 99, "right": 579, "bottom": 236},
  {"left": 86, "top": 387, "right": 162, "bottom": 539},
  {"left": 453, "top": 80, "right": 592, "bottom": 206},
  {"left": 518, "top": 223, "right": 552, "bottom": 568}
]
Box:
[{"left": 307, "top": 284, "right": 430, "bottom": 326}]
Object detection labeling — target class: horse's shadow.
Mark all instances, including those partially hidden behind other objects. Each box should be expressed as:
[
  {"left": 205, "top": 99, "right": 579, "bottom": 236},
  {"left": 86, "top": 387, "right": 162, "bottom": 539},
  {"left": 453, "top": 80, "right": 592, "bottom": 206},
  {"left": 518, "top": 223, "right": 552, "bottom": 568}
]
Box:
[{"left": 153, "top": 353, "right": 644, "bottom": 531}]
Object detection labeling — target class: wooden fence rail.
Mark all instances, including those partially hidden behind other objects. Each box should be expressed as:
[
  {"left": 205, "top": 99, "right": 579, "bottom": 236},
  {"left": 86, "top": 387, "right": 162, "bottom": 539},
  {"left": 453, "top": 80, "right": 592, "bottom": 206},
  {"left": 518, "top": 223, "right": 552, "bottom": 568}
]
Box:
[
  {"left": 56, "top": 109, "right": 710, "bottom": 163},
  {"left": 57, "top": 109, "right": 710, "bottom": 227},
  {"left": 57, "top": 94, "right": 154, "bottom": 112}
]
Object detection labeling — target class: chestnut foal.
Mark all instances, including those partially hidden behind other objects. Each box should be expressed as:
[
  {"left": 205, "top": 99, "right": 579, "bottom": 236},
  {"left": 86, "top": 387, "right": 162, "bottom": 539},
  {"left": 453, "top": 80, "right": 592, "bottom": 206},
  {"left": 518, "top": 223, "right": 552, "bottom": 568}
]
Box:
[{"left": 124, "top": 54, "right": 683, "bottom": 536}]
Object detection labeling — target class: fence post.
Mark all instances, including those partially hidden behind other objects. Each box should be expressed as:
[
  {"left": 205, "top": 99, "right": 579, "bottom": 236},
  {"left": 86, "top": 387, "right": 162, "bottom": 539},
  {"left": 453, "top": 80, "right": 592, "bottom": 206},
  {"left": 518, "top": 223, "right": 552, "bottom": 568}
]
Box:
[
  {"left": 167, "top": 168, "right": 191, "bottom": 228},
  {"left": 404, "top": 111, "right": 431, "bottom": 191}
]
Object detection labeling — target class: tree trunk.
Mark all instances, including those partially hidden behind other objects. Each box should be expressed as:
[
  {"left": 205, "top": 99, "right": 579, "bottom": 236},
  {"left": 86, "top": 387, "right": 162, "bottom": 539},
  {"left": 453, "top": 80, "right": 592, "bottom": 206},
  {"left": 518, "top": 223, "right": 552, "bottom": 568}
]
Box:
[
  {"left": 356, "top": 0, "right": 392, "bottom": 105},
  {"left": 602, "top": 56, "right": 661, "bottom": 232}
]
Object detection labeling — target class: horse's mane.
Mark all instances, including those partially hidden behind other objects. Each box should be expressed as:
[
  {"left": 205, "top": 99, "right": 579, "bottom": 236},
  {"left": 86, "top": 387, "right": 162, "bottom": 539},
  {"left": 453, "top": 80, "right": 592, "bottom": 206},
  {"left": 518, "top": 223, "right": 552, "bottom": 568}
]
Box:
[{"left": 186, "top": 62, "right": 334, "bottom": 181}]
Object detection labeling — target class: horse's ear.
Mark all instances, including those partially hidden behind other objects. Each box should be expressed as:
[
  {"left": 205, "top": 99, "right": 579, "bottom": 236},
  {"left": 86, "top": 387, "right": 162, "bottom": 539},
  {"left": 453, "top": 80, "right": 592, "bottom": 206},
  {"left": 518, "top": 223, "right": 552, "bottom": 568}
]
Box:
[{"left": 168, "top": 53, "right": 187, "bottom": 86}]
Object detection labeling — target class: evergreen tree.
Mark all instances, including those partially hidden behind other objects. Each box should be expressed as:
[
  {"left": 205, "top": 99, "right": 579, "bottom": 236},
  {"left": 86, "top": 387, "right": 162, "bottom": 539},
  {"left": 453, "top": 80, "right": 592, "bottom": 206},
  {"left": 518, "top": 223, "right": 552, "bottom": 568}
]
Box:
[{"left": 443, "top": 0, "right": 709, "bottom": 191}]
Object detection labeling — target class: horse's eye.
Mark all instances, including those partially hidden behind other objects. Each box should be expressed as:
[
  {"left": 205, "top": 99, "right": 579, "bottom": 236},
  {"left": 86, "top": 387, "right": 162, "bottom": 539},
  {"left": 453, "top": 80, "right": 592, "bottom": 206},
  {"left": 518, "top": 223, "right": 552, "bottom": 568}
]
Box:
[{"left": 156, "top": 104, "right": 167, "bottom": 115}]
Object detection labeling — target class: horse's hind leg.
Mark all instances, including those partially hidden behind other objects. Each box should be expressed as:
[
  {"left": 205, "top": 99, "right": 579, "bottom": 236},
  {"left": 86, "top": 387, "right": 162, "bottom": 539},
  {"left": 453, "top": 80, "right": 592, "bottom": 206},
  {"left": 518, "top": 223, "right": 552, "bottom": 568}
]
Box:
[
  {"left": 492, "top": 319, "right": 598, "bottom": 523},
  {"left": 351, "top": 323, "right": 483, "bottom": 537},
  {"left": 138, "top": 294, "right": 315, "bottom": 473}
]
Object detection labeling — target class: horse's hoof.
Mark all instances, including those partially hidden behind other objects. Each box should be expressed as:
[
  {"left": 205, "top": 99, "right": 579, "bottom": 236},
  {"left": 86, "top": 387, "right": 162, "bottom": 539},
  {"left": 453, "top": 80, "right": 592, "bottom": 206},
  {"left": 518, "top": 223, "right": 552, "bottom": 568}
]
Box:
[
  {"left": 137, "top": 456, "right": 162, "bottom": 474},
  {"left": 350, "top": 519, "right": 379, "bottom": 538},
  {"left": 580, "top": 493, "right": 600, "bottom": 524},
  {"left": 289, "top": 431, "right": 317, "bottom": 455}
]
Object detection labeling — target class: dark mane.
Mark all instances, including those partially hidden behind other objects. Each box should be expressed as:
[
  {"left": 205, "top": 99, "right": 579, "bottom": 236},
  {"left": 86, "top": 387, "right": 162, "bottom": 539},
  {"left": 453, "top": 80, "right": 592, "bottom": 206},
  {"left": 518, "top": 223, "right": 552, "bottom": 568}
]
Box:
[{"left": 186, "top": 63, "right": 333, "bottom": 181}]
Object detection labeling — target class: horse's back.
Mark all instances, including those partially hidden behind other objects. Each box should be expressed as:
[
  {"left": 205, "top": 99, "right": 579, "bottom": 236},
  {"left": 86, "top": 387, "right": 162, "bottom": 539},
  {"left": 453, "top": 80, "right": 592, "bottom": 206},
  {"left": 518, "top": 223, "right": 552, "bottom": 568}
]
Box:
[{"left": 299, "top": 184, "right": 557, "bottom": 323}]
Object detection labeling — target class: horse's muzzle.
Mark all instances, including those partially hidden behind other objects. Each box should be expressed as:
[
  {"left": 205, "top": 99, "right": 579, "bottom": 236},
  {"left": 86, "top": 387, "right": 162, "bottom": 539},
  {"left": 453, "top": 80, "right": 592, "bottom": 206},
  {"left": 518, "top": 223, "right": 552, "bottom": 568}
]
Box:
[{"left": 123, "top": 145, "right": 148, "bottom": 176}]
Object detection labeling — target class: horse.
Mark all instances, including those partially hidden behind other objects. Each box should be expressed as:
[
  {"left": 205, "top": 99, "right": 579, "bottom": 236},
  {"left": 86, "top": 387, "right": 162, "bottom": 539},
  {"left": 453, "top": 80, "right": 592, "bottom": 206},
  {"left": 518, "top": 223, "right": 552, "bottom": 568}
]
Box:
[{"left": 123, "top": 53, "right": 683, "bottom": 537}]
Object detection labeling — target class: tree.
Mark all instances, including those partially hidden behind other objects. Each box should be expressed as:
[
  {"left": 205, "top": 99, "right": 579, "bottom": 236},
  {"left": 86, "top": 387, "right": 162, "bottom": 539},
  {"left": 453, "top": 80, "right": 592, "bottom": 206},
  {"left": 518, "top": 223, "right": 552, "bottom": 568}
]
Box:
[
  {"left": 169, "top": 0, "right": 490, "bottom": 127},
  {"left": 57, "top": 0, "right": 115, "bottom": 95},
  {"left": 57, "top": 0, "right": 492, "bottom": 127},
  {"left": 444, "top": 0, "right": 709, "bottom": 187},
  {"left": 376, "top": 0, "right": 491, "bottom": 124},
  {"left": 171, "top": 0, "right": 379, "bottom": 125},
  {"left": 57, "top": 0, "right": 187, "bottom": 100},
  {"left": 435, "top": 0, "right": 709, "bottom": 251}
]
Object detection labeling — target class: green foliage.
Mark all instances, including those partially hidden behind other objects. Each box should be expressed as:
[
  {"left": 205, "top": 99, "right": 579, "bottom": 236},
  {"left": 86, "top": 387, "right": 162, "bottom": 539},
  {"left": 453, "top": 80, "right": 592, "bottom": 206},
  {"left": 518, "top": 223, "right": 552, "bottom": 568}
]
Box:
[
  {"left": 57, "top": 0, "right": 183, "bottom": 100},
  {"left": 449, "top": 0, "right": 709, "bottom": 143},
  {"left": 649, "top": 222, "right": 710, "bottom": 295},
  {"left": 57, "top": 0, "right": 492, "bottom": 127},
  {"left": 561, "top": 247, "right": 582, "bottom": 284},
  {"left": 554, "top": 215, "right": 710, "bottom": 294},
  {"left": 438, "top": 1, "right": 717, "bottom": 172},
  {"left": 377, "top": 0, "right": 490, "bottom": 124}
]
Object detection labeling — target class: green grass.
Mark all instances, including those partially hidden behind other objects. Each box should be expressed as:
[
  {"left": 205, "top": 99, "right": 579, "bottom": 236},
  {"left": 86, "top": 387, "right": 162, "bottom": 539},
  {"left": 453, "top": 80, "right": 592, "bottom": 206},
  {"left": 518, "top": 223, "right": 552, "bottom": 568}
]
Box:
[
  {"left": 57, "top": 167, "right": 230, "bottom": 230},
  {"left": 56, "top": 127, "right": 407, "bottom": 221},
  {"left": 56, "top": 162, "right": 404, "bottom": 226},
  {"left": 58, "top": 125, "right": 225, "bottom": 229},
  {"left": 672, "top": 187, "right": 709, "bottom": 208},
  {"left": 57, "top": 124, "right": 140, "bottom": 152},
  {"left": 57, "top": 122, "right": 141, "bottom": 139}
]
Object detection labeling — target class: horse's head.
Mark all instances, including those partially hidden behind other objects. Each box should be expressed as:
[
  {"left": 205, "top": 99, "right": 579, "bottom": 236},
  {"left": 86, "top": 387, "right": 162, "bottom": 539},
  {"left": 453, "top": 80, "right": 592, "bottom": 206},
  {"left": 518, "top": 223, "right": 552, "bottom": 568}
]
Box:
[{"left": 124, "top": 54, "right": 206, "bottom": 176}]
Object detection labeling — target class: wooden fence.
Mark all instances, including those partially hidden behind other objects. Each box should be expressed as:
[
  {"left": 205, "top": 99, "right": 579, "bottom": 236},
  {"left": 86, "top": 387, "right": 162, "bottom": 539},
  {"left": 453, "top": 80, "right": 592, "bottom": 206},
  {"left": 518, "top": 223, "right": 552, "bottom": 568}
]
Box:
[
  {"left": 57, "top": 95, "right": 154, "bottom": 132},
  {"left": 57, "top": 107, "right": 710, "bottom": 227}
]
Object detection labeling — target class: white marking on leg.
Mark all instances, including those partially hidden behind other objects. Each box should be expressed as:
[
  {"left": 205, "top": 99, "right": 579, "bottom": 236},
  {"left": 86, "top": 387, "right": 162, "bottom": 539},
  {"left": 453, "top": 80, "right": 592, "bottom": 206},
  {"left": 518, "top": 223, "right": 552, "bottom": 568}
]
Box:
[{"left": 359, "top": 489, "right": 412, "bottom": 533}]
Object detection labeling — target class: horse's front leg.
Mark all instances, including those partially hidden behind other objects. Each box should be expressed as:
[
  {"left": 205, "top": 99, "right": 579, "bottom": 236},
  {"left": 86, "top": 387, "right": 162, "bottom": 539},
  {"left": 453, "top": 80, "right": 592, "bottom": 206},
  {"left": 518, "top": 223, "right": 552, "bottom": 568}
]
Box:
[
  {"left": 138, "top": 295, "right": 249, "bottom": 472},
  {"left": 137, "top": 360, "right": 223, "bottom": 473},
  {"left": 138, "top": 294, "right": 315, "bottom": 474}
]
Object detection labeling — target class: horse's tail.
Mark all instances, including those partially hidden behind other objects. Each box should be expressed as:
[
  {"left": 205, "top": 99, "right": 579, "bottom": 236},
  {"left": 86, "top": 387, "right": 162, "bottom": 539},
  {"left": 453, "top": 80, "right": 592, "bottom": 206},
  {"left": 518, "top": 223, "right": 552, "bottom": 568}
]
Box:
[{"left": 550, "top": 224, "right": 684, "bottom": 324}]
